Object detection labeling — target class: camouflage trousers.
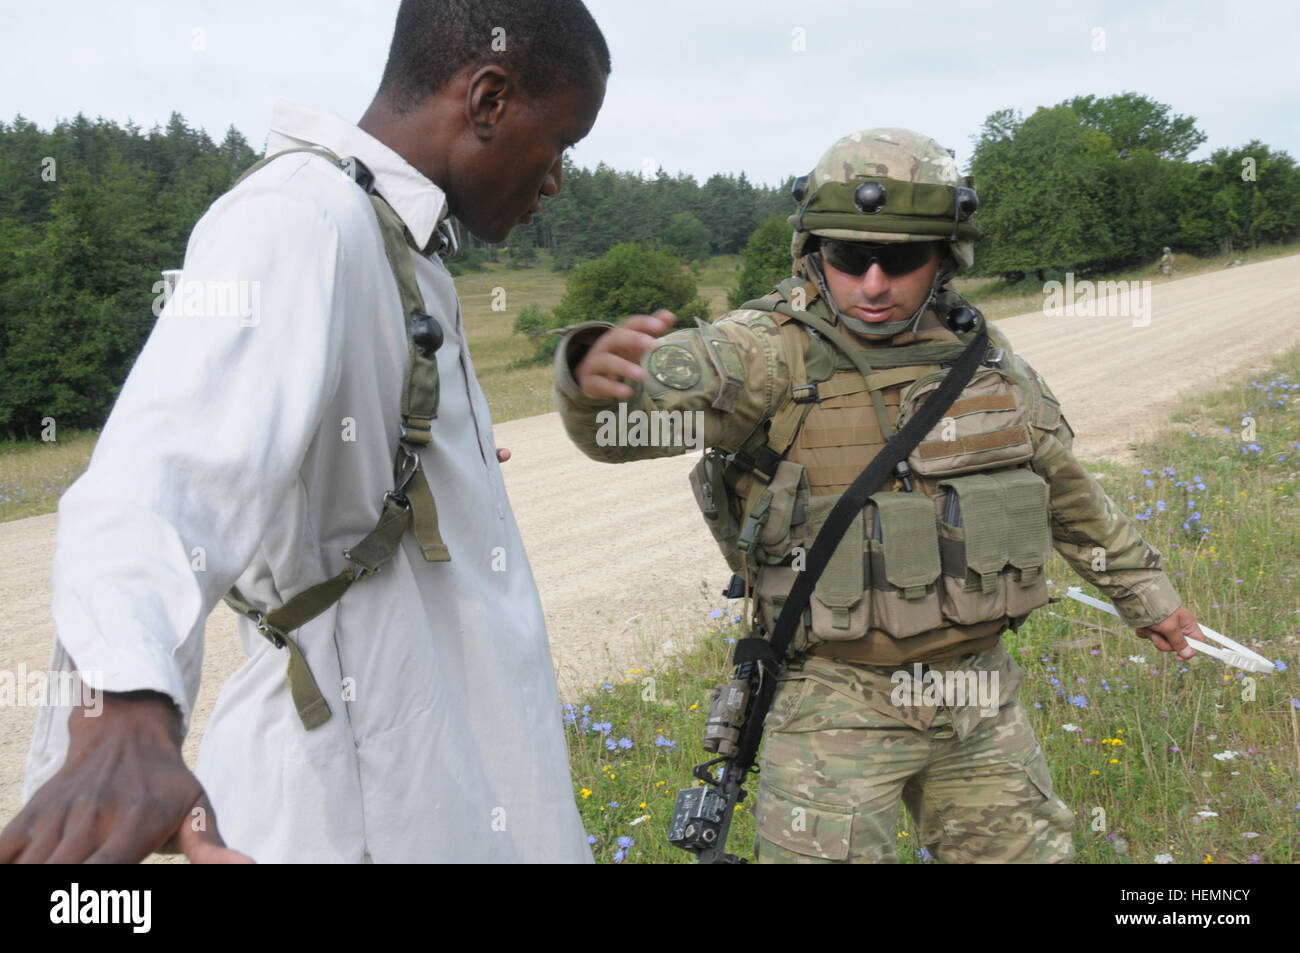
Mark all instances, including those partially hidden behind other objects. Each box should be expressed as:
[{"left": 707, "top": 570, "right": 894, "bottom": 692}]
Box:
[{"left": 753, "top": 642, "right": 1075, "bottom": 863}]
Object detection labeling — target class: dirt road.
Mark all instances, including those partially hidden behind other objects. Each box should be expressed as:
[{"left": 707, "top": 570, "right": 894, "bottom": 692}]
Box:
[{"left": 2, "top": 255, "right": 1297, "bottom": 829}]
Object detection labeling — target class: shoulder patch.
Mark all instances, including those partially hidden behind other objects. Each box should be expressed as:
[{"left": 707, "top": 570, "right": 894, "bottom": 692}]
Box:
[{"left": 648, "top": 344, "right": 701, "bottom": 390}]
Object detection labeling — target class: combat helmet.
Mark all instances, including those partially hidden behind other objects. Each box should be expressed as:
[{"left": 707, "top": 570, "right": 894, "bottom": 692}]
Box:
[{"left": 788, "top": 128, "right": 983, "bottom": 338}]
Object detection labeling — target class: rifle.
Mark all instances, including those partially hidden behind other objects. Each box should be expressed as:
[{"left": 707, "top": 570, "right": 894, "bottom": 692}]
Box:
[{"left": 667, "top": 313, "right": 989, "bottom": 863}]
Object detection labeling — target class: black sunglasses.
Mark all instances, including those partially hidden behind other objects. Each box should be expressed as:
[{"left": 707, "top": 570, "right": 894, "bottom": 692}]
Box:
[{"left": 819, "top": 239, "right": 941, "bottom": 277}]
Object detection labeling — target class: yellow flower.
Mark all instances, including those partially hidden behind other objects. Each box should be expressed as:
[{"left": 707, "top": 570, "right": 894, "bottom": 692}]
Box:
[
  {"left": 1091, "top": 770, "right": 1100, "bottom": 775},
  {"left": 689, "top": 703, "right": 699, "bottom": 711},
  {"left": 1203, "top": 854, "right": 1213, "bottom": 863},
  {"left": 1109, "top": 758, "right": 1119, "bottom": 764},
  {"left": 580, "top": 788, "right": 592, "bottom": 799},
  {"left": 639, "top": 802, "right": 647, "bottom": 809}
]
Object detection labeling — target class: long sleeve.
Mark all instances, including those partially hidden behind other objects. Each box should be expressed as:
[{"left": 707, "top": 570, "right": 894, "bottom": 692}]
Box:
[
  {"left": 47, "top": 183, "right": 349, "bottom": 728},
  {"left": 553, "top": 311, "right": 787, "bottom": 462},
  {"left": 1021, "top": 357, "right": 1183, "bottom": 628}
]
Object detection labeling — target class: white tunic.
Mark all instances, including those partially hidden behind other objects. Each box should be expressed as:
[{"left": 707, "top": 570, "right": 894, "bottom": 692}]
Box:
[{"left": 23, "top": 101, "right": 593, "bottom": 863}]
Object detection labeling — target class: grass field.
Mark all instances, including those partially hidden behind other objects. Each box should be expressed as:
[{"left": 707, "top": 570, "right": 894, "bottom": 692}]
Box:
[{"left": 567, "top": 347, "right": 1300, "bottom": 864}]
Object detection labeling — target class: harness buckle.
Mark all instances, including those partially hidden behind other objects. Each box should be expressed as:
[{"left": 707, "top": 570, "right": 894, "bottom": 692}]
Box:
[
  {"left": 392, "top": 443, "right": 422, "bottom": 497},
  {"left": 253, "top": 612, "right": 286, "bottom": 649},
  {"left": 792, "top": 383, "right": 819, "bottom": 403}
]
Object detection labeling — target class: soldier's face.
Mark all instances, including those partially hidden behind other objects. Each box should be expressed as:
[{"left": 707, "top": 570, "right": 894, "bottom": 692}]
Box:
[{"left": 821, "top": 243, "right": 944, "bottom": 340}]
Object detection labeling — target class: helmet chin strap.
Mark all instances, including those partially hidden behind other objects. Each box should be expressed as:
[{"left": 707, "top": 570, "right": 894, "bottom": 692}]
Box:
[{"left": 808, "top": 252, "right": 947, "bottom": 339}]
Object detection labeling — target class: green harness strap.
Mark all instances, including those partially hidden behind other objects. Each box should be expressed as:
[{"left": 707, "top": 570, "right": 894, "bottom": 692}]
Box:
[{"left": 217, "top": 145, "right": 451, "bottom": 729}]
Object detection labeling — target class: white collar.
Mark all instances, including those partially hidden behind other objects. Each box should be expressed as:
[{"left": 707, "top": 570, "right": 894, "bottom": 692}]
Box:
[{"left": 266, "top": 99, "right": 450, "bottom": 254}]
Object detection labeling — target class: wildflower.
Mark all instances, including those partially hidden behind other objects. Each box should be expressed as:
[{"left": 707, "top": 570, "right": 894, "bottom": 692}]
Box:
[
  {"left": 1033, "top": 701, "right": 1042, "bottom": 709},
  {"left": 654, "top": 735, "right": 677, "bottom": 749},
  {"left": 1274, "top": 660, "right": 1288, "bottom": 672},
  {"left": 1212, "top": 751, "right": 1240, "bottom": 761},
  {"left": 1154, "top": 853, "right": 1173, "bottom": 864},
  {"left": 709, "top": 609, "right": 722, "bottom": 619},
  {"left": 1128, "top": 655, "right": 1146, "bottom": 664},
  {"left": 580, "top": 788, "right": 592, "bottom": 799},
  {"left": 918, "top": 847, "right": 932, "bottom": 862},
  {"left": 1196, "top": 810, "right": 1218, "bottom": 818},
  {"left": 608, "top": 801, "right": 619, "bottom": 808},
  {"left": 617, "top": 835, "right": 634, "bottom": 849},
  {"left": 689, "top": 703, "right": 699, "bottom": 711},
  {"left": 1242, "top": 832, "right": 1259, "bottom": 839},
  {"left": 1062, "top": 723, "right": 1081, "bottom": 733},
  {"left": 1156, "top": 500, "right": 1166, "bottom": 513},
  {"left": 613, "top": 848, "right": 627, "bottom": 863},
  {"left": 1068, "top": 694, "right": 1088, "bottom": 708},
  {"left": 617, "top": 737, "right": 633, "bottom": 750},
  {"left": 587, "top": 834, "right": 597, "bottom": 845}
]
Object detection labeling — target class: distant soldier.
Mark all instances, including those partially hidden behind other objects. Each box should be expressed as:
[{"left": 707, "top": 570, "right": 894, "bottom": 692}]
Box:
[
  {"left": 1159, "top": 246, "right": 1175, "bottom": 276},
  {"left": 555, "top": 127, "right": 1208, "bottom": 864}
]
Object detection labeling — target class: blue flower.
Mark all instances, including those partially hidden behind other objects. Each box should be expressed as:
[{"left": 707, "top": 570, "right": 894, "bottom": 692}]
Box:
[
  {"left": 1145, "top": 479, "right": 1153, "bottom": 488},
  {"left": 1033, "top": 701, "right": 1042, "bottom": 709},
  {"left": 710, "top": 609, "right": 723, "bottom": 619},
  {"left": 1156, "top": 500, "right": 1166, "bottom": 512},
  {"left": 617, "top": 835, "right": 634, "bottom": 849},
  {"left": 587, "top": 834, "right": 597, "bottom": 845},
  {"left": 1273, "top": 660, "right": 1288, "bottom": 672},
  {"left": 1068, "top": 694, "right": 1088, "bottom": 708},
  {"left": 613, "top": 848, "right": 627, "bottom": 863},
  {"left": 605, "top": 738, "right": 617, "bottom": 751},
  {"left": 608, "top": 801, "right": 619, "bottom": 808},
  {"left": 655, "top": 735, "right": 677, "bottom": 749},
  {"left": 918, "top": 847, "right": 933, "bottom": 862},
  {"left": 618, "top": 737, "right": 633, "bottom": 750}
]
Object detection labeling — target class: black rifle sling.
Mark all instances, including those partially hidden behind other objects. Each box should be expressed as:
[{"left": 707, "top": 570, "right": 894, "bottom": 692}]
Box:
[{"left": 728, "top": 320, "right": 990, "bottom": 775}]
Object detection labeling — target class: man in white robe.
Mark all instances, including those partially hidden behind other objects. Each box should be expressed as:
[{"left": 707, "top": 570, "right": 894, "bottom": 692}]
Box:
[{"left": 2, "top": 0, "right": 609, "bottom": 863}]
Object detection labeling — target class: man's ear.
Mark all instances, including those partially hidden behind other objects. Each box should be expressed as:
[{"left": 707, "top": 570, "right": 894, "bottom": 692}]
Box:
[{"left": 464, "top": 65, "right": 512, "bottom": 142}]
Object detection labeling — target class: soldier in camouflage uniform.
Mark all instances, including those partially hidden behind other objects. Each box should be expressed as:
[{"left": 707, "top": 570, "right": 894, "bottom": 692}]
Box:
[
  {"left": 553, "top": 129, "right": 1207, "bottom": 863},
  {"left": 1159, "top": 247, "right": 1175, "bottom": 277}
]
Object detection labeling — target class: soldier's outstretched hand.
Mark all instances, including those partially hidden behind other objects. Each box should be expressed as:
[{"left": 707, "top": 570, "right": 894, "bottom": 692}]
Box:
[
  {"left": 575, "top": 310, "right": 676, "bottom": 399},
  {"left": 1135, "top": 605, "right": 1206, "bottom": 660}
]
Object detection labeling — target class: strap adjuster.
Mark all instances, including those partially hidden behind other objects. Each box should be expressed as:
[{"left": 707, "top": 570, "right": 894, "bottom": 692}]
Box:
[{"left": 792, "top": 383, "right": 819, "bottom": 403}]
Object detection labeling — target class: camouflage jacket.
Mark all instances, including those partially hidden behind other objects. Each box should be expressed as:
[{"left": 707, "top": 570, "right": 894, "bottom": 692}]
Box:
[{"left": 554, "top": 292, "right": 1184, "bottom": 641}]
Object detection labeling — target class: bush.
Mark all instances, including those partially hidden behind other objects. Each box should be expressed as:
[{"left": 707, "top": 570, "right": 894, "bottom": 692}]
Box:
[
  {"left": 727, "top": 215, "right": 794, "bottom": 310},
  {"left": 515, "top": 242, "right": 711, "bottom": 364}
]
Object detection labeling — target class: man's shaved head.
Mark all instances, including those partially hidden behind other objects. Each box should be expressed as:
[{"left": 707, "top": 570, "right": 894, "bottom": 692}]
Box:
[{"left": 377, "top": 0, "right": 611, "bottom": 112}]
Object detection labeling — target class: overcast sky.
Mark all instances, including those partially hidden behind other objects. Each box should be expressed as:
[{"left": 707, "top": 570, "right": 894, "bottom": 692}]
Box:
[{"left": 3, "top": 0, "right": 1296, "bottom": 186}]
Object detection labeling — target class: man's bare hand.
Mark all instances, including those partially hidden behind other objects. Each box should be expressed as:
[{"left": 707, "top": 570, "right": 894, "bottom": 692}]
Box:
[
  {"left": 0, "top": 690, "right": 253, "bottom": 864},
  {"left": 575, "top": 310, "right": 677, "bottom": 399},
  {"left": 496, "top": 448, "right": 511, "bottom": 463},
  {"left": 1135, "top": 605, "right": 1206, "bottom": 660}
]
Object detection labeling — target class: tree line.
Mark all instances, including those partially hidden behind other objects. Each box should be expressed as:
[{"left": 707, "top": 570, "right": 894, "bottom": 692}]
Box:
[{"left": 2, "top": 93, "right": 1297, "bottom": 437}]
